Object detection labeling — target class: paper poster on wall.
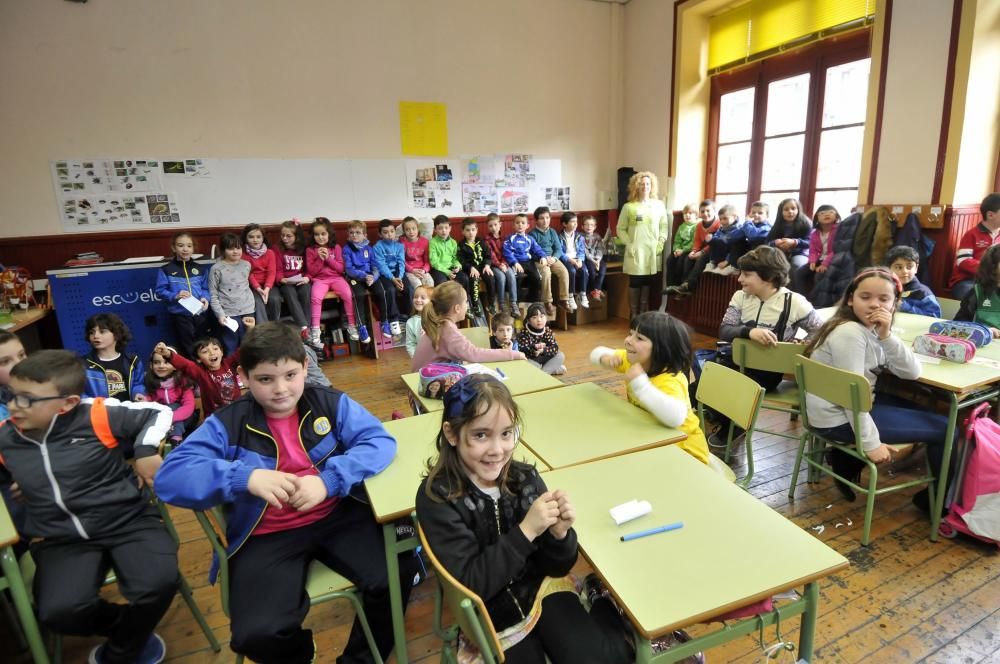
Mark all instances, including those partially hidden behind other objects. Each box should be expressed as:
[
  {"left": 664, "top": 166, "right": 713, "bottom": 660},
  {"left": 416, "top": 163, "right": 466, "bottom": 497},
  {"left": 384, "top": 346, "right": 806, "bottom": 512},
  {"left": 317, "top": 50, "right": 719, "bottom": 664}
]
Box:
[
  {"left": 463, "top": 155, "right": 498, "bottom": 185},
  {"left": 543, "top": 187, "right": 571, "bottom": 211},
  {"left": 462, "top": 184, "right": 498, "bottom": 214},
  {"left": 162, "top": 159, "right": 213, "bottom": 178},
  {"left": 58, "top": 192, "right": 182, "bottom": 229},
  {"left": 497, "top": 154, "right": 535, "bottom": 187},
  {"left": 399, "top": 101, "right": 449, "bottom": 156},
  {"left": 406, "top": 160, "right": 459, "bottom": 212},
  {"left": 498, "top": 187, "right": 530, "bottom": 214},
  {"left": 52, "top": 159, "right": 163, "bottom": 194}
]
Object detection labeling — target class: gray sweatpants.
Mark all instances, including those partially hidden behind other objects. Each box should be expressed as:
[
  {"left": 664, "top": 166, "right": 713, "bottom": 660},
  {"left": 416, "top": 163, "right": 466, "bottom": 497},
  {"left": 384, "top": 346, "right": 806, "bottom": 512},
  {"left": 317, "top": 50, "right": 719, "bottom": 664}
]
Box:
[{"left": 527, "top": 351, "right": 566, "bottom": 375}]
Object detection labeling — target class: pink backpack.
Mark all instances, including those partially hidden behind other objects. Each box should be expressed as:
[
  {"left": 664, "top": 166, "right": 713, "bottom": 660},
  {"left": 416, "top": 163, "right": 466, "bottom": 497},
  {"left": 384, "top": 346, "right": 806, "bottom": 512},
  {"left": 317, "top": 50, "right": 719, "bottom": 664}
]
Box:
[{"left": 939, "top": 403, "right": 1000, "bottom": 548}]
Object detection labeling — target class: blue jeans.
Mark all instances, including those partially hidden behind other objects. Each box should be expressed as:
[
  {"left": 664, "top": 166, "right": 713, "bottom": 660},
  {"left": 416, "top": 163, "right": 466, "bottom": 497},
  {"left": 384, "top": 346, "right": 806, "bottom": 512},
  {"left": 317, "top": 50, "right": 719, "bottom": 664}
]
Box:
[
  {"left": 951, "top": 279, "right": 974, "bottom": 301},
  {"left": 584, "top": 257, "right": 607, "bottom": 292},
  {"left": 560, "top": 257, "right": 588, "bottom": 295},
  {"left": 491, "top": 266, "right": 519, "bottom": 305},
  {"left": 220, "top": 312, "right": 254, "bottom": 356}
]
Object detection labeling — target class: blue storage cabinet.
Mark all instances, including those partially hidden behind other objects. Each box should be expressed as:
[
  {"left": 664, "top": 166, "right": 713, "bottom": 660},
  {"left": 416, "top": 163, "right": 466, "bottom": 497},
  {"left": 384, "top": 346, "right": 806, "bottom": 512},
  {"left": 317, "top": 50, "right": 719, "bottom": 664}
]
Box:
[{"left": 47, "top": 259, "right": 214, "bottom": 357}]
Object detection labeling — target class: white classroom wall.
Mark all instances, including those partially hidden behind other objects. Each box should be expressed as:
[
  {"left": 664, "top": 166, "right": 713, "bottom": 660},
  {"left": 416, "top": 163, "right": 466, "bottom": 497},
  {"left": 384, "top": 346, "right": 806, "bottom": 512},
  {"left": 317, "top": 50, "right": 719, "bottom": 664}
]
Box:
[{"left": 0, "top": 0, "right": 618, "bottom": 238}]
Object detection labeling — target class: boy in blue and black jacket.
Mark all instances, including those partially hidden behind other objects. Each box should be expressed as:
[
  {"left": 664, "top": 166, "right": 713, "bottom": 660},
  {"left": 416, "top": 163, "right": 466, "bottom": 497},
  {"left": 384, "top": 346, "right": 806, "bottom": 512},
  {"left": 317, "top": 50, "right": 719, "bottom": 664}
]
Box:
[
  {"left": 155, "top": 322, "right": 416, "bottom": 664},
  {"left": 0, "top": 350, "right": 175, "bottom": 664},
  {"left": 82, "top": 312, "right": 146, "bottom": 401},
  {"left": 886, "top": 245, "right": 941, "bottom": 317},
  {"left": 503, "top": 213, "right": 547, "bottom": 304},
  {"left": 343, "top": 219, "right": 398, "bottom": 339},
  {"left": 372, "top": 219, "right": 412, "bottom": 335}
]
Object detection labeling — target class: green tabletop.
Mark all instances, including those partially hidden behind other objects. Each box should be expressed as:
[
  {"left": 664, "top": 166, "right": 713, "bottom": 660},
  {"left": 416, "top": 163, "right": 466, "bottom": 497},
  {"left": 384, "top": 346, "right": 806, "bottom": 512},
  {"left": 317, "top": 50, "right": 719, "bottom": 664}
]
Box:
[
  {"left": 544, "top": 445, "right": 848, "bottom": 640},
  {"left": 364, "top": 411, "right": 549, "bottom": 523},
  {"left": 401, "top": 360, "right": 564, "bottom": 413},
  {"left": 515, "top": 382, "right": 687, "bottom": 469}
]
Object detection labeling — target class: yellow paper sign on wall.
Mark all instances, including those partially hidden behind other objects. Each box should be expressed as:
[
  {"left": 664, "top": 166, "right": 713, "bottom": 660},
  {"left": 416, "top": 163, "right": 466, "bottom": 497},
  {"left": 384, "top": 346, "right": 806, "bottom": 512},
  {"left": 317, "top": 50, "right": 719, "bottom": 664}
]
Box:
[{"left": 399, "top": 101, "right": 448, "bottom": 156}]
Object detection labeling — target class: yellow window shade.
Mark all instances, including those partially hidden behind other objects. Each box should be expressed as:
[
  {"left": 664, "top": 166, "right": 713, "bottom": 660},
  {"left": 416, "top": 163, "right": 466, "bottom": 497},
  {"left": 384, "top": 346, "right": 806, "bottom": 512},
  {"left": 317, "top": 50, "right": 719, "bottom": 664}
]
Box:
[{"left": 709, "top": 0, "right": 873, "bottom": 71}]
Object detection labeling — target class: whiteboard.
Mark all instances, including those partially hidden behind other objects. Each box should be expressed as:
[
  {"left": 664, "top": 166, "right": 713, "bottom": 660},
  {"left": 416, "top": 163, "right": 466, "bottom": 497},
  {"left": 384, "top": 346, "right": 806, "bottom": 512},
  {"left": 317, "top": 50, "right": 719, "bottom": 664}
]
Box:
[{"left": 51, "top": 157, "right": 564, "bottom": 232}]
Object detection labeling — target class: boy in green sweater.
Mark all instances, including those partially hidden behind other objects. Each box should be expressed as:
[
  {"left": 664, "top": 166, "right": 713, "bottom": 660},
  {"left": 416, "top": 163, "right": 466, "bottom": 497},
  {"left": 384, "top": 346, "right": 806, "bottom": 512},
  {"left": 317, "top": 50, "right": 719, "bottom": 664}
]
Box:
[
  {"left": 666, "top": 204, "right": 698, "bottom": 287},
  {"left": 429, "top": 214, "right": 472, "bottom": 303}
]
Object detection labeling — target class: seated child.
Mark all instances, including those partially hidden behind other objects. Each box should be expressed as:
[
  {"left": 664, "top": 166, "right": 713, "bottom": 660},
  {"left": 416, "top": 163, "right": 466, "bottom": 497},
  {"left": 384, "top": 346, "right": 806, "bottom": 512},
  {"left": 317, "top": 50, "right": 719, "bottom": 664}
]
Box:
[
  {"left": 154, "top": 330, "right": 247, "bottom": 417},
  {"left": 666, "top": 199, "right": 720, "bottom": 296},
  {"left": 306, "top": 217, "right": 366, "bottom": 345},
  {"left": 739, "top": 201, "right": 772, "bottom": 253},
  {"left": 0, "top": 330, "right": 27, "bottom": 534},
  {"left": 155, "top": 323, "right": 417, "bottom": 664},
  {"left": 400, "top": 216, "right": 435, "bottom": 290},
  {"left": 415, "top": 375, "right": 633, "bottom": 664},
  {"left": 489, "top": 313, "right": 519, "bottom": 352},
  {"left": 705, "top": 204, "right": 744, "bottom": 276},
  {"left": 590, "top": 312, "right": 709, "bottom": 464},
  {"left": 411, "top": 282, "right": 524, "bottom": 372},
  {"left": 956, "top": 244, "right": 1000, "bottom": 335},
  {"left": 559, "top": 211, "right": 589, "bottom": 309},
  {"left": 580, "top": 213, "right": 607, "bottom": 302},
  {"left": 373, "top": 219, "right": 413, "bottom": 335},
  {"left": 502, "top": 213, "right": 547, "bottom": 306},
  {"left": 0, "top": 350, "right": 176, "bottom": 664},
  {"left": 529, "top": 206, "right": 573, "bottom": 314},
  {"left": 242, "top": 223, "right": 281, "bottom": 322},
  {"left": 808, "top": 205, "right": 840, "bottom": 276},
  {"left": 83, "top": 313, "right": 146, "bottom": 401},
  {"left": 886, "top": 245, "right": 940, "bottom": 318},
  {"left": 344, "top": 220, "right": 399, "bottom": 340},
  {"left": 209, "top": 233, "right": 257, "bottom": 354},
  {"left": 406, "top": 285, "right": 433, "bottom": 359},
  {"left": 456, "top": 217, "right": 493, "bottom": 317},
  {"left": 146, "top": 348, "right": 197, "bottom": 444},
  {"left": 429, "top": 215, "right": 471, "bottom": 293},
  {"left": 484, "top": 212, "right": 520, "bottom": 316},
  {"left": 517, "top": 303, "right": 566, "bottom": 375},
  {"left": 665, "top": 204, "right": 698, "bottom": 287}
]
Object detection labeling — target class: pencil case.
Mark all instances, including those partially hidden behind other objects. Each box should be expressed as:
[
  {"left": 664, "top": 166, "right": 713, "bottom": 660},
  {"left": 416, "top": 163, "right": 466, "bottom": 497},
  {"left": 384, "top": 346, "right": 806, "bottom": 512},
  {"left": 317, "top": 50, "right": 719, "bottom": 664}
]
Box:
[
  {"left": 928, "top": 321, "right": 992, "bottom": 347},
  {"left": 913, "top": 333, "right": 976, "bottom": 363}
]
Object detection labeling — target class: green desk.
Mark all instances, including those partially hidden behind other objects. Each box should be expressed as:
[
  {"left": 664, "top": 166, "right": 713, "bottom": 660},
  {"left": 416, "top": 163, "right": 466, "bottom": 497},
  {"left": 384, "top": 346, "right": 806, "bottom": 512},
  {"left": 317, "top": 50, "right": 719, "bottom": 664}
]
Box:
[
  {"left": 0, "top": 497, "right": 50, "bottom": 664},
  {"left": 545, "top": 445, "right": 848, "bottom": 663},
  {"left": 401, "top": 360, "right": 564, "bottom": 414},
  {"left": 515, "top": 382, "right": 687, "bottom": 469},
  {"left": 365, "top": 412, "right": 549, "bottom": 663},
  {"left": 815, "top": 309, "right": 1000, "bottom": 536}
]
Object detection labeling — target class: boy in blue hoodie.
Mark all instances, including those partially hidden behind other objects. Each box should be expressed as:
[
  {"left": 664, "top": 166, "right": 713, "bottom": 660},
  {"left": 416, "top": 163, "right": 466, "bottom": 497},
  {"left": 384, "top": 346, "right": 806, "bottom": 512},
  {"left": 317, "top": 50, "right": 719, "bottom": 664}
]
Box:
[
  {"left": 886, "top": 245, "right": 941, "bottom": 317},
  {"left": 343, "top": 219, "right": 398, "bottom": 340},
  {"left": 502, "top": 213, "right": 547, "bottom": 305},
  {"left": 372, "top": 219, "right": 411, "bottom": 335},
  {"left": 82, "top": 313, "right": 146, "bottom": 401},
  {"left": 705, "top": 204, "right": 745, "bottom": 277},
  {"left": 717, "top": 201, "right": 772, "bottom": 276},
  {"left": 528, "top": 206, "right": 572, "bottom": 315},
  {"left": 155, "top": 322, "right": 416, "bottom": 664}
]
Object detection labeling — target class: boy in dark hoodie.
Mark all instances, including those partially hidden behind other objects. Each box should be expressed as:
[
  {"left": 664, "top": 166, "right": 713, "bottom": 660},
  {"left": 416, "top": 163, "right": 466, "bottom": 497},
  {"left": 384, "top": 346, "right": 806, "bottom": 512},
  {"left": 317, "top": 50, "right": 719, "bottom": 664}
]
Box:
[
  {"left": 83, "top": 313, "right": 146, "bottom": 401},
  {"left": 886, "top": 245, "right": 941, "bottom": 317},
  {"left": 343, "top": 219, "right": 399, "bottom": 340}
]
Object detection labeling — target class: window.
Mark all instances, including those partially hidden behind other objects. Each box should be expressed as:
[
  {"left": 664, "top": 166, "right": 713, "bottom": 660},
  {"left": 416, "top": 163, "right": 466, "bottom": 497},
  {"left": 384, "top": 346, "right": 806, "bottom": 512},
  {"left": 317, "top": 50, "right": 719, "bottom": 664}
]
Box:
[{"left": 706, "top": 31, "right": 871, "bottom": 220}]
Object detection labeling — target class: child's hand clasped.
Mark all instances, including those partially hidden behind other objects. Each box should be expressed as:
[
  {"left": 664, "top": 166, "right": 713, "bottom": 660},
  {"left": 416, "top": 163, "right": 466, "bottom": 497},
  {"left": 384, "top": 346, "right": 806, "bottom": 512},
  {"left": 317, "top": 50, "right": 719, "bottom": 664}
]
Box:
[
  {"left": 547, "top": 489, "right": 575, "bottom": 540},
  {"left": 248, "top": 469, "right": 299, "bottom": 508},
  {"left": 519, "top": 491, "right": 561, "bottom": 540},
  {"left": 624, "top": 363, "right": 645, "bottom": 381},
  {"left": 600, "top": 354, "right": 623, "bottom": 369},
  {"left": 288, "top": 475, "right": 329, "bottom": 512}
]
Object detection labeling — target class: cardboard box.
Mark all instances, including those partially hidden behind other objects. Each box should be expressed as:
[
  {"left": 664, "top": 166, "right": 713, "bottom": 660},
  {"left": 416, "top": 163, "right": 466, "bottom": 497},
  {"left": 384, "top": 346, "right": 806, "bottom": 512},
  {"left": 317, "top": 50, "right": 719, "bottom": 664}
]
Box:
[{"left": 569, "top": 293, "right": 608, "bottom": 325}]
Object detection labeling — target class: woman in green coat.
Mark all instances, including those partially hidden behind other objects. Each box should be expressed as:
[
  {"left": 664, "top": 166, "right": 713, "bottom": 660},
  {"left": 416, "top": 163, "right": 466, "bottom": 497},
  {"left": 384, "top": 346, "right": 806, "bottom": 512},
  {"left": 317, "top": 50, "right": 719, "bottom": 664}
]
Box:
[{"left": 617, "top": 171, "right": 669, "bottom": 316}]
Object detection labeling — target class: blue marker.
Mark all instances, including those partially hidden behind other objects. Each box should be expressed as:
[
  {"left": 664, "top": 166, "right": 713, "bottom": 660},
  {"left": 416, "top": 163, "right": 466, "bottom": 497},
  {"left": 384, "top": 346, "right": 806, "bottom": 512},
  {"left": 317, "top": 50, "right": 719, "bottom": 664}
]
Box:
[
  {"left": 496, "top": 368, "right": 506, "bottom": 378},
  {"left": 620, "top": 522, "right": 684, "bottom": 542}
]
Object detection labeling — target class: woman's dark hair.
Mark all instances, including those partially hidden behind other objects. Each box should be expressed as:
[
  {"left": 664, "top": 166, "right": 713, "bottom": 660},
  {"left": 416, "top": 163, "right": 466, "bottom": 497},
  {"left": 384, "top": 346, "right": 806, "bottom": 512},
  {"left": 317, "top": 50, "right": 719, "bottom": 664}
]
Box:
[
  {"left": 85, "top": 313, "right": 131, "bottom": 352},
  {"left": 811, "top": 204, "right": 841, "bottom": 229},
  {"left": 629, "top": 312, "right": 692, "bottom": 377},
  {"left": 736, "top": 246, "right": 790, "bottom": 288},
  {"left": 241, "top": 223, "right": 268, "bottom": 248},
  {"left": 767, "top": 198, "right": 811, "bottom": 241},
  {"left": 424, "top": 375, "right": 523, "bottom": 501},
  {"left": 975, "top": 245, "right": 1000, "bottom": 298},
  {"left": 804, "top": 267, "right": 902, "bottom": 357},
  {"left": 144, "top": 350, "right": 192, "bottom": 394},
  {"left": 219, "top": 233, "right": 242, "bottom": 252}
]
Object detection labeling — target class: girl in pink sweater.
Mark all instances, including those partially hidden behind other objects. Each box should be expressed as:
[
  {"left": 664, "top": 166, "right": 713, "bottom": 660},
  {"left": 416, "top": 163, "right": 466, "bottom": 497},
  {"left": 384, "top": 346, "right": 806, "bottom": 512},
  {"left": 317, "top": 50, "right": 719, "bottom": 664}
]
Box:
[
  {"left": 145, "top": 349, "right": 196, "bottom": 443},
  {"left": 401, "top": 216, "right": 434, "bottom": 290},
  {"left": 305, "top": 217, "right": 364, "bottom": 346},
  {"left": 411, "top": 281, "right": 525, "bottom": 371}
]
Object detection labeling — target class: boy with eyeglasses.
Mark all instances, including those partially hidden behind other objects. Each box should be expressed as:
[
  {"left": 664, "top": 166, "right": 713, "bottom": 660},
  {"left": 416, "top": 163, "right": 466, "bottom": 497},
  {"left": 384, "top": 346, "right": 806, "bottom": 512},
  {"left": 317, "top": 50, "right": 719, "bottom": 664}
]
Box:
[{"left": 0, "top": 349, "right": 176, "bottom": 664}]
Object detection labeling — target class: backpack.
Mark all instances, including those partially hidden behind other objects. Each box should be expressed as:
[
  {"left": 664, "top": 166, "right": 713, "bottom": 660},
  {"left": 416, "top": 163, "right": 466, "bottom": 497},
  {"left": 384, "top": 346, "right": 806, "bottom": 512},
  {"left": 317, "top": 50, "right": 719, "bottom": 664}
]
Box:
[{"left": 940, "top": 403, "right": 1000, "bottom": 547}]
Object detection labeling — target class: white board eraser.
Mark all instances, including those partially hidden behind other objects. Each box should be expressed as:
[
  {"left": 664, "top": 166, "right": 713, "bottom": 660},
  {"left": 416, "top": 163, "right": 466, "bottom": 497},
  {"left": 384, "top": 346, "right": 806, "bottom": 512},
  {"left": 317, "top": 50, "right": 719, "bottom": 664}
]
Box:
[{"left": 610, "top": 500, "right": 652, "bottom": 526}]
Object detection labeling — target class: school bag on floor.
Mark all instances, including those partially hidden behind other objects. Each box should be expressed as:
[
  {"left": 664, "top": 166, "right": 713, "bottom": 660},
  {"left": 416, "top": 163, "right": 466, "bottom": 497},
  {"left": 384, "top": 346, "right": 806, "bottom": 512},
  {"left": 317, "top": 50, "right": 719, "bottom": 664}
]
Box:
[{"left": 940, "top": 403, "right": 1000, "bottom": 547}]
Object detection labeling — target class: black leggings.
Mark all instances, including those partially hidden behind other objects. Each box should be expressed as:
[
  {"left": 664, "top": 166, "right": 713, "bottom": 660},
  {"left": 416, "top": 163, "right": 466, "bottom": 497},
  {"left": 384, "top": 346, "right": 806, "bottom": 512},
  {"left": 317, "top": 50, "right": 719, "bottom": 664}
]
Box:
[{"left": 502, "top": 591, "right": 632, "bottom": 664}]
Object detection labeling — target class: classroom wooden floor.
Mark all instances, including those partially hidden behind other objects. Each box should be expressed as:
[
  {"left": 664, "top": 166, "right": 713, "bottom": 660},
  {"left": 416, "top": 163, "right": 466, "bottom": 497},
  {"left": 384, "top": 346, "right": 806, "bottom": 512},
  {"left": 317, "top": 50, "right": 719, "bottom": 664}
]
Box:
[{"left": 5, "top": 317, "right": 999, "bottom": 664}]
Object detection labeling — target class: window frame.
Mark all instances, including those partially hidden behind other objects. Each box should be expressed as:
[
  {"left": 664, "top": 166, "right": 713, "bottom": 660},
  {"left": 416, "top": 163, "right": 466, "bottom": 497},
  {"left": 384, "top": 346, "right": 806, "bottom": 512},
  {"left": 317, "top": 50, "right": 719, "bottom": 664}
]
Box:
[{"left": 705, "top": 30, "right": 872, "bottom": 216}]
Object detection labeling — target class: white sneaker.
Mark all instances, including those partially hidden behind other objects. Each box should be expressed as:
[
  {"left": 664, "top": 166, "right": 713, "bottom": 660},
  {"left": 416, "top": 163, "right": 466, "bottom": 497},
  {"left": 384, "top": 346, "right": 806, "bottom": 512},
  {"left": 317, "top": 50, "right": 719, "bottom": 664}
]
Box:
[
  {"left": 346, "top": 324, "right": 359, "bottom": 341},
  {"left": 719, "top": 265, "right": 738, "bottom": 276},
  {"left": 704, "top": 262, "right": 717, "bottom": 274},
  {"left": 565, "top": 298, "right": 577, "bottom": 312},
  {"left": 390, "top": 321, "right": 402, "bottom": 336},
  {"left": 579, "top": 293, "right": 590, "bottom": 308}
]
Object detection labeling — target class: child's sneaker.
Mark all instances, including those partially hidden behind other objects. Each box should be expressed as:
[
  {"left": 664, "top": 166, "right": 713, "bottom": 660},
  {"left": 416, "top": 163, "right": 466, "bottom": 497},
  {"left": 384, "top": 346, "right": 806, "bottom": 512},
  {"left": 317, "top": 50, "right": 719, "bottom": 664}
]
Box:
[
  {"left": 553, "top": 365, "right": 566, "bottom": 375},
  {"left": 381, "top": 322, "right": 393, "bottom": 339},
  {"left": 390, "top": 320, "right": 402, "bottom": 336},
  {"left": 511, "top": 304, "right": 522, "bottom": 319},
  {"left": 704, "top": 262, "right": 717, "bottom": 273},
  {"left": 578, "top": 293, "right": 590, "bottom": 309},
  {"left": 358, "top": 324, "right": 371, "bottom": 344},
  {"left": 719, "top": 265, "right": 738, "bottom": 276},
  {"left": 565, "top": 298, "right": 577, "bottom": 312},
  {"left": 346, "top": 324, "right": 360, "bottom": 341},
  {"left": 544, "top": 302, "right": 557, "bottom": 316},
  {"left": 90, "top": 633, "right": 166, "bottom": 664},
  {"left": 590, "top": 289, "right": 602, "bottom": 302}
]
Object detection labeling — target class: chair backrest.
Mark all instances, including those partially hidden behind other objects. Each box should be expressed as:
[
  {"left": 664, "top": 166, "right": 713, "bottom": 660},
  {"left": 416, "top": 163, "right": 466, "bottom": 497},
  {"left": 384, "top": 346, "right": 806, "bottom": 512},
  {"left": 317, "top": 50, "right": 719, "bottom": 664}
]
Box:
[
  {"left": 460, "top": 325, "right": 491, "bottom": 349},
  {"left": 793, "top": 355, "right": 873, "bottom": 415},
  {"left": 695, "top": 361, "right": 764, "bottom": 430},
  {"left": 731, "top": 339, "right": 805, "bottom": 375},
  {"left": 193, "top": 507, "right": 233, "bottom": 617},
  {"left": 938, "top": 297, "right": 960, "bottom": 320},
  {"left": 415, "top": 516, "right": 504, "bottom": 663}
]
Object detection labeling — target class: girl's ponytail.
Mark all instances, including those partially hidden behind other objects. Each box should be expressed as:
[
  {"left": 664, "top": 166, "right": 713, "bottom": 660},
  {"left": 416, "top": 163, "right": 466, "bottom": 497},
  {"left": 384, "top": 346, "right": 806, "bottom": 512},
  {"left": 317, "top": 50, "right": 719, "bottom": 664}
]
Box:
[{"left": 422, "top": 281, "right": 465, "bottom": 350}]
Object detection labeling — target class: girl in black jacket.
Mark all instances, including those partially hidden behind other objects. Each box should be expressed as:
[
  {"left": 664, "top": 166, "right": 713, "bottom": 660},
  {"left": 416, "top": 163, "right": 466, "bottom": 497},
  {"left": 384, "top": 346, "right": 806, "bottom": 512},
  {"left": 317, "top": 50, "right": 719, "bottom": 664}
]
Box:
[{"left": 415, "top": 375, "right": 632, "bottom": 664}]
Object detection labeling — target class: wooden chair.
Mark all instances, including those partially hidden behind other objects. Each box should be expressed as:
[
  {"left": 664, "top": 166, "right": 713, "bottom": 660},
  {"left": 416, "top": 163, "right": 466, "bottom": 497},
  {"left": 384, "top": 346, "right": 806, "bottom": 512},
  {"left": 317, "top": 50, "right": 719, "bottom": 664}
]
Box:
[
  {"left": 789, "top": 355, "right": 938, "bottom": 546},
  {"left": 414, "top": 514, "right": 506, "bottom": 664},
  {"left": 731, "top": 339, "right": 808, "bottom": 458},
  {"left": 938, "top": 297, "right": 960, "bottom": 320},
  {"left": 194, "top": 508, "right": 382, "bottom": 664},
  {"left": 695, "top": 361, "right": 764, "bottom": 487}
]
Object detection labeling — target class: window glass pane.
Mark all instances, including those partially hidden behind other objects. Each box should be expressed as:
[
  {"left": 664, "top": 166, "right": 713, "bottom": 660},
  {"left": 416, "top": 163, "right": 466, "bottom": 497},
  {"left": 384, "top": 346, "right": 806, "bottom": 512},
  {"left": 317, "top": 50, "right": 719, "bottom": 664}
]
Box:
[
  {"left": 719, "top": 87, "right": 755, "bottom": 143},
  {"left": 759, "top": 192, "right": 800, "bottom": 220},
  {"left": 761, "top": 134, "right": 805, "bottom": 190},
  {"left": 715, "top": 194, "right": 749, "bottom": 219},
  {"left": 814, "top": 190, "right": 859, "bottom": 219},
  {"left": 765, "top": 73, "right": 810, "bottom": 136},
  {"left": 822, "top": 58, "right": 871, "bottom": 127},
  {"left": 716, "top": 142, "right": 751, "bottom": 193},
  {"left": 816, "top": 126, "right": 864, "bottom": 189}
]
